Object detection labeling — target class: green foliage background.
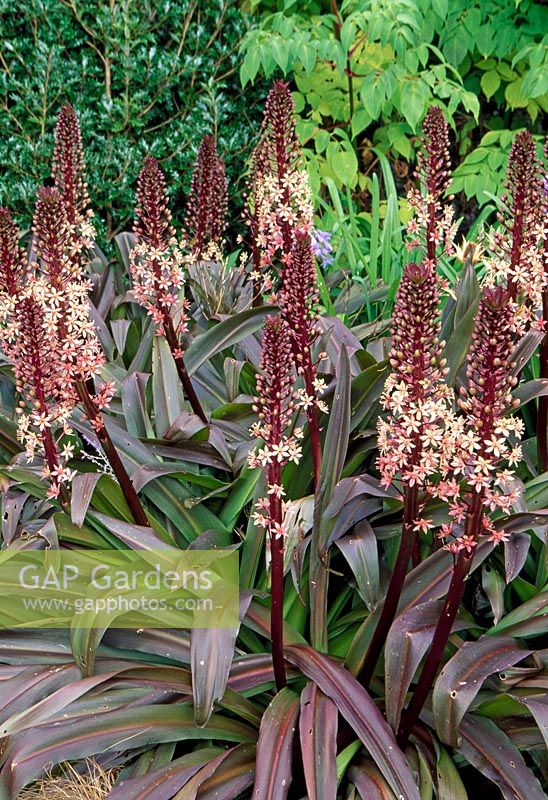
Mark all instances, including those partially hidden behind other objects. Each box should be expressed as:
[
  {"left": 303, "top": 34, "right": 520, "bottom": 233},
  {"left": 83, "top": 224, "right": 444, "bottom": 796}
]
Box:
[
  {"left": 0, "top": 0, "right": 262, "bottom": 237},
  {"left": 241, "top": 0, "right": 547, "bottom": 207}
]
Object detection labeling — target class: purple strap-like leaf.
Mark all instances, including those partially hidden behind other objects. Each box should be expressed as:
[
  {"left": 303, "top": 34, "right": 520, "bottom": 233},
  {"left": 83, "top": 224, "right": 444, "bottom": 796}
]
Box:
[
  {"left": 433, "top": 636, "right": 531, "bottom": 747},
  {"left": 121, "top": 371, "right": 151, "bottom": 438},
  {"left": 488, "top": 590, "right": 548, "bottom": 638},
  {"left": 191, "top": 593, "right": 253, "bottom": 726},
  {"left": 252, "top": 688, "right": 300, "bottom": 800},
  {"left": 347, "top": 539, "right": 494, "bottom": 676},
  {"left": 1, "top": 491, "right": 28, "bottom": 544},
  {"left": 496, "top": 510, "right": 548, "bottom": 537},
  {"left": 510, "top": 330, "right": 545, "bottom": 377},
  {"left": 173, "top": 744, "right": 255, "bottom": 800},
  {"left": 512, "top": 695, "right": 548, "bottom": 750},
  {"left": 336, "top": 520, "right": 380, "bottom": 611},
  {"left": 385, "top": 600, "right": 470, "bottom": 732},
  {"left": 71, "top": 473, "right": 102, "bottom": 526},
  {"left": 286, "top": 645, "right": 419, "bottom": 800},
  {"left": 435, "top": 748, "right": 468, "bottom": 800},
  {"left": 171, "top": 748, "right": 239, "bottom": 800},
  {"left": 482, "top": 565, "right": 505, "bottom": 624},
  {"left": 102, "top": 627, "right": 190, "bottom": 663},
  {"left": 227, "top": 654, "right": 276, "bottom": 691},
  {"left": 299, "top": 682, "right": 338, "bottom": 800},
  {"left": 458, "top": 714, "right": 546, "bottom": 800},
  {"left": 152, "top": 336, "right": 186, "bottom": 436},
  {"left": 324, "top": 474, "right": 397, "bottom": 522},
  {"left": 185, "top": 306, "right": 273, "bottom": 376},
  {"left": 348, "top": 763, "right": 395, "bottom": 800},
  {"left": 0, "top": 665, "right": 139, "bottom": 737},
  {"left": 107, "top": 747, "right": 224, "bottom": 800},
  {"left": 504, "top": 532, "right": 531, "bottom": 583},
  {"left": 0, "top": 704, "right": 255, "bottom": 797},
  {"left": 92, "top": 512, "right": 172, "bottom": 549},
  {"left": 0, "top": 663, "right": 83, "bottom": 725}
]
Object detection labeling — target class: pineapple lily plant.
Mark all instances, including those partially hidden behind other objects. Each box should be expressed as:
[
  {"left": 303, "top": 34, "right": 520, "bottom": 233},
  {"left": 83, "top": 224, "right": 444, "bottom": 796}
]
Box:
[{"left": 0, "top": 84, "right": 546, "bottom": 799}]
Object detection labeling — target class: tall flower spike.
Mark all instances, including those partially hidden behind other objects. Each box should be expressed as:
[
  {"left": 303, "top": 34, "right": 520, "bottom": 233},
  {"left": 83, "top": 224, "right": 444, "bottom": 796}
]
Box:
[
  {"left": 247, "top": 81, "right": 313, "bottom": 278},
  {"left": 459, "top": 287, "right": 517, "bottom": 432},
  {"left": 132, "top": 157, "right": 206, "bottom": 423},
  {"left": 485, "top": 131, "right": 544, "bottom": 334},
  {"left": 246, "top": 138, "right": 271, "bottom": 300},
  {"left": 32, "top": 187, "right": 104, "bottom": 385},
  {"left": 52, "top": 104, "right": 94, "bottom": 248},
  {"left": 500, "top": 131, "right": 542, "bottom": 299},
  {"left": 32, "top": 187, "right": 79, "bottom": 286},
  {"left": 249, "top": 315, "right": 300, "bottom": 473},
  {"left": 538, "top": 137, "right": 548, "bottom": 472},
  {"left": 0, "top": 208, "right": 25, "bottom": 298},
  {"left": 377, "top": 261, "right": 454, "bottom": 494},
  {"left": 132, "top": 156, "right": 182, "bottom": 330},
  {"left": 9, "top": 290, "right": 73, "bottom": 501},
  {"left": 442, "top": 285, "right": 522, "bottom": 543},
  {"left": 0, "top": 211, "right": 71, "bottom": 502},
  {"left": 407, "top": 107, "right": 455, "bottom": 263},
  {"left": 186, "top": 135, "right": 227, "bottom": 260},
  {"left": 280, "top": 231, "right": 325, "bottom": 486},
  {"left": 31, "top": 185, "right": 149, "bottom": 524},
  {"left": 261, "top": 81, "right": 300, "bottom": 176},
  {"left": 248, "top": 315, "right": 301, "bottom": 690},
  {"left": 399, "top": 286, "right": 521, "bottom": 745},
  {"left": 360, "top": 260, "right": 454, "bottom": 687}
]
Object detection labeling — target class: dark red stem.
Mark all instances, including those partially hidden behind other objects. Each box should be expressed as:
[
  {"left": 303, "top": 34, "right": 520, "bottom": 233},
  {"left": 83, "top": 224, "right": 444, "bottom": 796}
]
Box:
[
  {"left": 359, "top": 485, "right": 418, "bottom": 688},
  {"left": 397, "top": 495, "right": 482, "bottom": 746},
  {"left": 75, "top": 380, "right": 149, "bottom": 526},
  {"left": 269, "top": 459, "right": 287, "bottom": 690},
  {"left": 163, "top": 316, "right": 207, "bottom": 424},
  {"left": 33, "top": 384, "right": 70, "bottom": 508}
]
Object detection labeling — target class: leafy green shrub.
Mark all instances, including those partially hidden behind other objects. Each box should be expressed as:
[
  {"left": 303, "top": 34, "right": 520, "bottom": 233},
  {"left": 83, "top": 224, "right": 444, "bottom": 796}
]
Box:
[
  {"left": 0, "top": 0, "right": 260, "bottom": 236},
  {"left": 240, "top": 0, "right": 547, "bottom": 206}
]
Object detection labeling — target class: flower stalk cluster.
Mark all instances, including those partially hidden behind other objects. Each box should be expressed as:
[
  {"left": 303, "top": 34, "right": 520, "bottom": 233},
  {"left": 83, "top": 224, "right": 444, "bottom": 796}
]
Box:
[
  {"left": 360, "top": 260, "right": 454, "bottom": 687},
  {"left": 32, "top": 187, "right": 105, "bottom": 385},
  {"left": 482, "top": 131, "right": 546, "bottom": 470},
  {"left": 279, "top": 231, "right": 326, "bottom": 487},
  {"left": 406, "top": 107, "right": 456, "bottom": 264},
  {"left": 377, "top": 262, "right": 454, "bottom": 495},
  {"left": 0, "top": 107, "right": 149, "bottom": 524},
  {"left": 0, "top": 210, "right": 72, "bottom": 503},
  {"left": 132, "top": 156, "right": 206, "bottom": 423},
  {"left": 10, "top": 293, "right": 74, "bottom": 502},
  {"left": 438, "top": 287, "right": 522, "bottom": 551},
  {"left": 31, "top": 184, "right": 147, "bottom": 522},
  {"left": 247, "top": 81, "right": 313, "bottom": 298},
  {"left": 398, "top": 286, "right": 521, "bottom": 745},
  {"left": 185, "top": 135, "right": 227, "bottom": 260},
  {"left": 248, "top": 315, "right": 302, "bottom": 690},
  {"left": 485, "top": 131, "right": 545, "bottom": 334},
  {"left": 52, "top": 104, "right": 95, "bottom": 251}
]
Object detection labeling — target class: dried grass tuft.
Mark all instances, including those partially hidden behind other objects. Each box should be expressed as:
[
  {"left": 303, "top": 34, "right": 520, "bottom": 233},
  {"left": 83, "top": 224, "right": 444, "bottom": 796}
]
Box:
[{"left": 17, "top": 760, "right": 118, "bottom": 800}]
